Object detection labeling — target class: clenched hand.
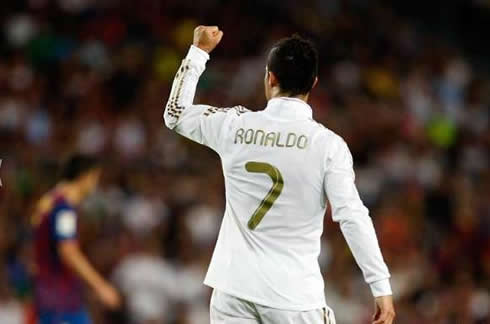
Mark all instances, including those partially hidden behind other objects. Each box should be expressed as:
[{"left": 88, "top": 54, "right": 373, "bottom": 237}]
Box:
[{"left": 193, "top": 25, "right": 224, "bottom": 53}]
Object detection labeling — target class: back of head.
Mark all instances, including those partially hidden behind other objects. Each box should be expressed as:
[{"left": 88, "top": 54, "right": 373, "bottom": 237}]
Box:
[
  {"left": 59, "top": 154, "right": 100, "bottom": 182},
  {"left": 267, "top": 34, "right": 319, "bottom": 96}
]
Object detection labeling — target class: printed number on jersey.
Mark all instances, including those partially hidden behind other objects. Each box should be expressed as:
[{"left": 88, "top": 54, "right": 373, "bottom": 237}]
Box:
[{"left": 245, "top": 162, "right": 284, "bottom": 230}]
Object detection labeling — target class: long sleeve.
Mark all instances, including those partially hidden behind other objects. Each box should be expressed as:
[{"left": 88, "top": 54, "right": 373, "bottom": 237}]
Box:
[
  {"left": 324, "top": 138, "right": 392, "bottom": 297},
  {"left": 164, "top": 45, "right": 249, "bottom": 153}
]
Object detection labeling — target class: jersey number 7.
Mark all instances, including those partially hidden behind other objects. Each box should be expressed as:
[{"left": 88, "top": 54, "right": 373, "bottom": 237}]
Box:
[{"left": 245, "top": 162, "right": 284, "bottom": 230}]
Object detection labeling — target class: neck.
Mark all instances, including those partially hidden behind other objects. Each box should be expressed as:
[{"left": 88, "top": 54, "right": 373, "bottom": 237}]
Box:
[
  {"left": 56, "top": 182, "right": 84, "bottom": 206},
  {"left": 270, "top": 87, "right": 309, "bottom": 103}
]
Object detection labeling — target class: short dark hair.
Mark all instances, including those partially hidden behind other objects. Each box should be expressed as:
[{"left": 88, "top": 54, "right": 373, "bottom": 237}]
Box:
[
  {"left": 267, "top": 34, "right": 319, "bottom": 96},
  {"left": 59, "top": 154, "right": 100, "bottom": 181}
]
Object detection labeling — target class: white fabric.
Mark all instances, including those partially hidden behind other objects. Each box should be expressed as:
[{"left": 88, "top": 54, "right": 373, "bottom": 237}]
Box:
[
  {"left": 0, "top": 300, "right": 24, "bottom": 324},
  {"left": 55, "top": 210, "right": 77, "bottom": 237},
  {"left": 164, "top": 45, "right": 392, "bottom": 311},
  {"left": 210, "top": 289, "right": 335, "bottom": 324}
]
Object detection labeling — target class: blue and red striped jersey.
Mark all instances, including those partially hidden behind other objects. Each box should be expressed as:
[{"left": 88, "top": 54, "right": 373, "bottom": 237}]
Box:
[{"left": 33, "top": 194, "right": 84, "bottom": 312}]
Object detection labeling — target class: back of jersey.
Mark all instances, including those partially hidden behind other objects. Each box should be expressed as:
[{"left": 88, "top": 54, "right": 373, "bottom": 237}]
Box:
[
  {"left": 33, "top": 194, "right": 83, "bottom": 312},
  {"left": 204, "top": 97, "right": 333, "bottom": 311},
  {"left": 165, "top": 45, "right": 391, "bottom": 312}
]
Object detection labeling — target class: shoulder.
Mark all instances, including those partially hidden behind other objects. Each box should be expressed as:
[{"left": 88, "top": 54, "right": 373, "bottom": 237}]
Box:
[
  {"left": 308, "top": 121, "right": 352, "bottom": 169},
  {"left": 52, "top": 201, "right": 75, "bottom": 216},
  {"left": 43, "top": 195, "right": 75, "bottom": 221},
  {"left": 309, "top": 120, "right": 346, "bottom": 148}
]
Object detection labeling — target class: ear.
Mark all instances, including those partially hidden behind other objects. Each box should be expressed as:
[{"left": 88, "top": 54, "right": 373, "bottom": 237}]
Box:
[
  {"left": 268, "top": 71, "right": 279, "bottom": 88},
  {"left": 312, "top": 77, "right": 318, "bottom": 89}
]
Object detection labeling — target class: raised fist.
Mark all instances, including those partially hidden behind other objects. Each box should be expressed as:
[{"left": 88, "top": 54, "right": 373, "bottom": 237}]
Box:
[{"left": 193, "top": 25, "right": 224, "bottom": 53}]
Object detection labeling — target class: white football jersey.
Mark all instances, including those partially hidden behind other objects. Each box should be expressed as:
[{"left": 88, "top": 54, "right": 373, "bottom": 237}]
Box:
[{"left": 164, "top": 46, "right": 392, "bottom": 311}]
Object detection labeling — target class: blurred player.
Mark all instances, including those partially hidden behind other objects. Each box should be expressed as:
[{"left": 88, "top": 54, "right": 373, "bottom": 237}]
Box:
[
  {"left": 32, "top": 155, "right": 120, "bottom": 324},
  {"left": 164, "top": 26, "right": 395, "bottom": 324}
]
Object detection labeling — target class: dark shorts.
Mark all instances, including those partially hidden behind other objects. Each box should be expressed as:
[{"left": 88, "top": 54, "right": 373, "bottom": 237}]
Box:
[{"left": 38, "top": 309, "right": 91, "bottom": 324}]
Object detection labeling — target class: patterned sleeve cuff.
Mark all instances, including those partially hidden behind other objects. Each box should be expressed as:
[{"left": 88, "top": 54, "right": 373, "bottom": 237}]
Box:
[
  {"left": 186, "top": 45, "right": 210, "bottom": 66},
  {"left": 370, "top": 279, "right": 392, "bottom": 297}
]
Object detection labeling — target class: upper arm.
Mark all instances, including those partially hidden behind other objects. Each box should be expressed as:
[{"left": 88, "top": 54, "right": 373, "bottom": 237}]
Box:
[
  {"left": 169, "top": 104, "right": 249, "bottom": 153},
  {"left": 324, "top": 138, "right": 362, "bottom": 222}
]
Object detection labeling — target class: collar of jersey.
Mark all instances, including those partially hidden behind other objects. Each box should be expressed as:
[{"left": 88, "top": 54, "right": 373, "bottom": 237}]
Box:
[{"left": 263, "top": 97, "right": 313, "bottom": 120}]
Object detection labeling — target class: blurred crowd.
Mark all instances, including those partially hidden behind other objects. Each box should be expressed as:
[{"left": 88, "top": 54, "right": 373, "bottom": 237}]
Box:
[{"left": 0, "top": 0, "right": 489, "bottom": 323}]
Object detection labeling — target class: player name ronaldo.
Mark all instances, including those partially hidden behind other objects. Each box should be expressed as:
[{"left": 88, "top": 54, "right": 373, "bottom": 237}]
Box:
[{"left": 234, "top": 128, "right": 308, "bottom": 149}]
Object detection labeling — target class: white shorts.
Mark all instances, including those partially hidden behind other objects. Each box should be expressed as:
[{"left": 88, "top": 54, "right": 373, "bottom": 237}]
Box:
[{"left": 210, "top": 289, "right": 336, "bottom": 324}]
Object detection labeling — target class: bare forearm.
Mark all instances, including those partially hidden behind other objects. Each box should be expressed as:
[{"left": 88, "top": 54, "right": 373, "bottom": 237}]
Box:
[{"left": 59, "top": 242, "right": 107, "bottom": 291}]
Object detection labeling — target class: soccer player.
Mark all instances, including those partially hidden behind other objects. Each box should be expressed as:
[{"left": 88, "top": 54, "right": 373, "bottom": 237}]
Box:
[
  {"left": 164, "top": 26, "right": 395, "bottom": 324},
  {"left": 32, "top": 155, "right": 120, "bottom": 324}
]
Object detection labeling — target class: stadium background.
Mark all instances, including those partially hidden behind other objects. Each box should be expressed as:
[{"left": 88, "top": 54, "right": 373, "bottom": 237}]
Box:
[{"left": 0, "top": 0, "right": 489, "bottom": 323}]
